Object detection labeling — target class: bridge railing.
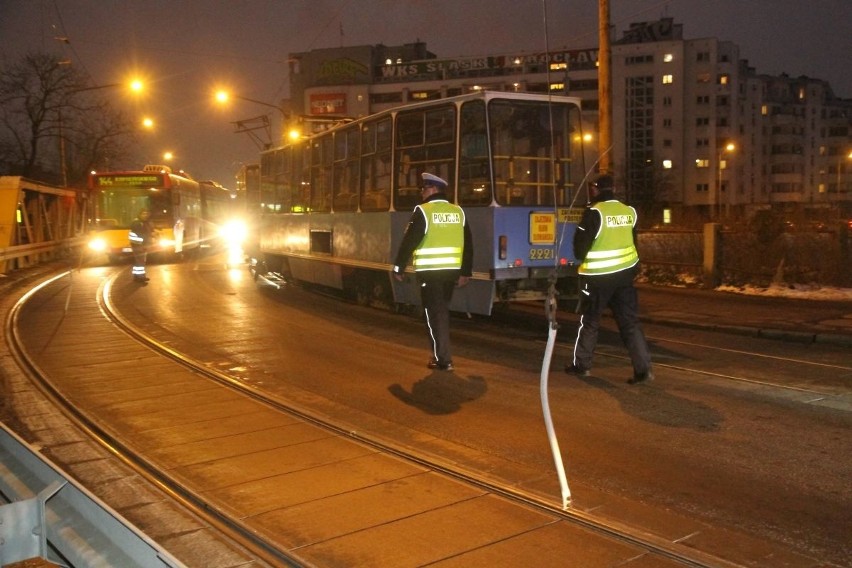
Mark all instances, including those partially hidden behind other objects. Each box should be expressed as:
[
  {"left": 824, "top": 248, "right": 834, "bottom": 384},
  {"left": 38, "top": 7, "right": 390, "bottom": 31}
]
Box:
[
  {"left": 0, "top": 423, "right": 186, "bottom": 567},
  {"left": 1, "top": 176, "right": 89, "bottom": 274}
]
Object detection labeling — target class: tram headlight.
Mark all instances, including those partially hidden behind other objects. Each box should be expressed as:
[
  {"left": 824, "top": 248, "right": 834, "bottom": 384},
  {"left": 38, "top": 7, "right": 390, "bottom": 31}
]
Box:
[
  {"left": 220, "top": 220, "right": 248, "bottom": 245},
  {"left": 88, "top": 237, "right": 108, "bottom": 252}
]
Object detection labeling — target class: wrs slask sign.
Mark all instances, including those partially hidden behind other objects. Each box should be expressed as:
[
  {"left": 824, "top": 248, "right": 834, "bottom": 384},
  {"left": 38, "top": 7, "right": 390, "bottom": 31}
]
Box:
[{"left": 380, "top": 48, "right": 599, "bottom": 79}]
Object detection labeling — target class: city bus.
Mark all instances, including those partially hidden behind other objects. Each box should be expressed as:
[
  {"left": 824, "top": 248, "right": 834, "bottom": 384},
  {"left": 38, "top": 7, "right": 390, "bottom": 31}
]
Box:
[{"left": 87, "top": 165, "right": 234, "bottom": 263}]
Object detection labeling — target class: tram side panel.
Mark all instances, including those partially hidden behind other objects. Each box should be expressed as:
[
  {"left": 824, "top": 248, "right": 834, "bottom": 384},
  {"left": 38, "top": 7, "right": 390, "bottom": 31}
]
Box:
[{"left": 257, "top": 207, "right": 578, "bottom": 316}]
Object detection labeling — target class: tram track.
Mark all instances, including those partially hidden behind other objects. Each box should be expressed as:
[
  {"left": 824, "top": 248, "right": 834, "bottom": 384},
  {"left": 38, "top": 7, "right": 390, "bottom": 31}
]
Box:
[
  {"left": 90, "top": 272, "right": 736, "bottom": 567},
  {"left": 8, "top": 267, "right": 837, "bottom": 566},
  {"left": 496, "top": 301, "right": 852, "bottom": 407}
]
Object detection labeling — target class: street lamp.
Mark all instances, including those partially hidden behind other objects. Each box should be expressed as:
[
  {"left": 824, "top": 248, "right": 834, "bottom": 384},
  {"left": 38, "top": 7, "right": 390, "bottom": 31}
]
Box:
[
  {"left": 717, "top": 142, "right": 735, "bottom": 220},
  {"left": 215, "top": 89, "right": 291, "bottom": 149},
  {"left": 60, "top": 79, "right": 145, "bottom": 186},
  {"left": 837, "top": 149, "right": 852, "bottom": 195},
  {"left": 214, "top": 90, "right": 286, "bottom": 120}
]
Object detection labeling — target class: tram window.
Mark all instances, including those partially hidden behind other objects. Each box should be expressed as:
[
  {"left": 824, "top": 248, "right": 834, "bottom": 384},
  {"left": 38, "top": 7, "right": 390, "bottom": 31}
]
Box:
[
  {"left": 332, "top": 127, "right": 360, "bottom": 212},
  {"left": 394, "top": 106, "right": 456, "bottom": 209},
  {"left": 310, "top": 137, "right": 332, "bottom": 212},
  {"left": 425, "top": 108, "right": 454, "bottom": 144},
  {"left": 376, "top": 118, "right": 392, "bottom": 151},
  {"left": 360, "top": 118, "right": 391, "bottom": 211},
  {"left": 459, "top": 100, "right": 491, "bottom": 206},
  {"left": 397, "top": 112, "right": 424, "bottom": 148},
  {"left": 490, "top": 100, "right": 574, "bottom": 207}
]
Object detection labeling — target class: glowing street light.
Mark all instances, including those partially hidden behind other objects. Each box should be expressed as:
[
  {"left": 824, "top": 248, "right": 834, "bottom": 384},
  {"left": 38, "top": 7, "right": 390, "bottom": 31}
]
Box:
[
  {"left": 837, "top": 149, "right": 852, "bottom": 194},
  {"left": 61, "top": 78, "right": 147, "bottom": 186},
  {"left": 214, "top": 89, "right": 286, "bottom": 119},
  {"left": 717, "top": 142, "right": 736, "bottom": 220}
]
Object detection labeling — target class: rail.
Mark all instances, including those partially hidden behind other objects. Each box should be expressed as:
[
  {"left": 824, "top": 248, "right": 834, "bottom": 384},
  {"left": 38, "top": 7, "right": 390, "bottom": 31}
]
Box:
[{"left": 0, "top": 423, "right": 186, "bottom": 567}]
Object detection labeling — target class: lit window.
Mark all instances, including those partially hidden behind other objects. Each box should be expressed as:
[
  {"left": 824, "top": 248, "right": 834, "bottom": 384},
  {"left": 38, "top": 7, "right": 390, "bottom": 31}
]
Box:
[
  {"left": 663, "top": 160, "right": 673, "bottom": 169},
  {"left": 718, "top": 74, "right": 729, "bottom": 85},
  {"left": 664, "top": 53, "right": 673, "bottom": 63},
  {"left": 761, "top": 104, "right": 769, "bottom": 116},
  {"left": 385, "top": 58, "right": 392, "bottom": 65},
  {"left": 550, "top": 83, "right": 565, "bottom": 91},
  {"left": 798, "top": 87, "right": 806, "bottom": 100},
  {"left": 662, "top": 74, "right": 673, "bottom": 84},
  {"left": 695, "top": 159, "right": 709, "bottom": 168},
  {"left": 550, "top": 62, "right": 567, "bottom": 71}
]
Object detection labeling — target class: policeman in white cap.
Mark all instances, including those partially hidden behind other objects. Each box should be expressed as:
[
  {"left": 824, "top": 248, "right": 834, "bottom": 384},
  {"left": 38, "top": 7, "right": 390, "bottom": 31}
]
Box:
[{"left": 392, "top": 172, "right": 473, "bottom": 371}]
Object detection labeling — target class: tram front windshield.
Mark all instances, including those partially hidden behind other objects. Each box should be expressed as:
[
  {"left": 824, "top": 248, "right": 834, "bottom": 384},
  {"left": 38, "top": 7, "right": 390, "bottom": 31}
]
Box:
[{"left": 487, "top": 99, "right": 579, "bottom": 207}]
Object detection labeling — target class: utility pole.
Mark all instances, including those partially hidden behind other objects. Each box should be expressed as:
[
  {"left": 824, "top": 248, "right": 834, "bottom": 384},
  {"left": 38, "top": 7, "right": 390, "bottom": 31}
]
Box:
[{"left": 598, "top": 0, "right": 612, "bottom": 176}]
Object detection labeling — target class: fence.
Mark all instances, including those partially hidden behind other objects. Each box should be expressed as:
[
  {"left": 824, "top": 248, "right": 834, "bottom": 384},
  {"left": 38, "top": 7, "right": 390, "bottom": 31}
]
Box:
[
  {"left": 0, "top": 176, "right": 88, "bottom": 274},
  {"left": 637, "top": 223, "right": 852, "bottom": 289}
]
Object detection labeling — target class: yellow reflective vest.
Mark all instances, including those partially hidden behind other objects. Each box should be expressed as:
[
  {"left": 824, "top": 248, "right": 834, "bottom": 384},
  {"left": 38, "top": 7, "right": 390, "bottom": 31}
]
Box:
[
  {"left": 413, "top": 201, "right": 465, "bottom": 272},
  {"left": 579, "top": 200, "right": 639, "bottom": 276}
]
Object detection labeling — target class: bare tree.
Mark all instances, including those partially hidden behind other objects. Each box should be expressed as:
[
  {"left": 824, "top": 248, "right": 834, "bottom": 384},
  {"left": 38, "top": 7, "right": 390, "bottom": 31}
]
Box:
[{"left": 0, "top": 52, "right": 136, "bottom": 186}]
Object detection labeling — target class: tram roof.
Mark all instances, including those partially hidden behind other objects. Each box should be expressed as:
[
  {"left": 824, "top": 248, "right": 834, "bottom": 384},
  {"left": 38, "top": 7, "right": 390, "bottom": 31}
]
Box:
[{"left": 263, "top": 90, "right": 582, "bottom": 155}]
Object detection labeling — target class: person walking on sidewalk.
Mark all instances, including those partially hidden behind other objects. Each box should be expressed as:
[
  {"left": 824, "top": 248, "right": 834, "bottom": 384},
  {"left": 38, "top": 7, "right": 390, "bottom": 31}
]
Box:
[
  {"left": 392, "top": 172, "right": 473, "bottom": 371},
  {"left": 565, "top": 174, "right": 654, "bottom": 384}
]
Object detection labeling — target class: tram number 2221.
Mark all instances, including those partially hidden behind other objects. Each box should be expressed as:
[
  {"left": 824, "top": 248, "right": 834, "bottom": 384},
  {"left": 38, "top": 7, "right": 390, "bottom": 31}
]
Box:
[{"left": 529, "top": 248, "right": 556, "bottom": 260}]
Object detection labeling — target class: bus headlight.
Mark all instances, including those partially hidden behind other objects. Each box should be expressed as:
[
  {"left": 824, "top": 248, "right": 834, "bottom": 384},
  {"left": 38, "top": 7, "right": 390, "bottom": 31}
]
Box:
[
  {"left": 220, "top": 220, "right": 248, "bottom": 245},
  {"left": 88, "top": 237, "right": 108, "bottom": 252}
]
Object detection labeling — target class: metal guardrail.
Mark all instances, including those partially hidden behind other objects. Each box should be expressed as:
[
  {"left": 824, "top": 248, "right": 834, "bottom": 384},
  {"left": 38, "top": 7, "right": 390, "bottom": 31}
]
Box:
[
  {"left": 0, "top": 422, "right": 186, "bottom": 567},
  {"left": 0, "top": 237, "right": 86, "bottom": 273},
  {"left": 0, "top": 237, "right": 86, "bottom": 261}
]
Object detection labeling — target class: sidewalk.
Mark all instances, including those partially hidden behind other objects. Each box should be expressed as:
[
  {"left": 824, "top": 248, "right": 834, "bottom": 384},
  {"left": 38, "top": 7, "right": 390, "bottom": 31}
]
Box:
[{"left": 635, "top": 283, "right": 852, "bottom": 347}]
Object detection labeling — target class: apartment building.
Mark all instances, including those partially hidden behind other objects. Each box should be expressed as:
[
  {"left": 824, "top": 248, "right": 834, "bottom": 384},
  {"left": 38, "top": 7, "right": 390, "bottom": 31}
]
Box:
[{"left": 284, "top": 18, "right": 851, "bottom": 223}]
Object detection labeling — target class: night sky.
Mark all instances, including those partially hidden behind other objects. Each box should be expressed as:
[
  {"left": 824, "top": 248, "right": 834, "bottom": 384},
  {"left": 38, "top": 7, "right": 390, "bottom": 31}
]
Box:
[{"left": 2, "top": 0, "right": 850, "bottom": 186}]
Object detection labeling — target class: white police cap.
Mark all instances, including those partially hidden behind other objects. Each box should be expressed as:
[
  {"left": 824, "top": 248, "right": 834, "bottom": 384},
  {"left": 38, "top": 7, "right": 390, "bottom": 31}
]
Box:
[{"left": 421, "top": 172, "right": 447, "bottom": 189}]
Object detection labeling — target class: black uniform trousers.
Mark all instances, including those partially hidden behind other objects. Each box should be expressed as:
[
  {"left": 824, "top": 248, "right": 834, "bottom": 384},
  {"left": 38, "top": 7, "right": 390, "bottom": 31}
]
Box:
[
  {"left": 572, "top": 266, "right": 652, "bottom": 375},
  {"left": 131, "top": 246, "right": 148, "bottom": 279},
  {"left": 419, "top": 272, "right": 458, "bottom": 366}
]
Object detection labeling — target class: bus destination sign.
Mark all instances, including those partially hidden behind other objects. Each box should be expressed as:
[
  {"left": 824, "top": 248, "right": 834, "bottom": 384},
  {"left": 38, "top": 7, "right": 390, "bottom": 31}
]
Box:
[{"left": 95, "top": 174, "right": 162, "bottom": 188}]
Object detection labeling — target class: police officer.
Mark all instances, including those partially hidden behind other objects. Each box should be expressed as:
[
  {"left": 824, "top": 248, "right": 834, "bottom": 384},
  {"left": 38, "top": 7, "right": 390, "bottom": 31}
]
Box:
[
  {"left": 565, "top": 174, "right": 654, "bottom": 384},
  {"left": 392, "top": 172, "right": 473, "bottom": 371},
  {"left": 129, "top": 208, "right": 157, "bottom": 282}
]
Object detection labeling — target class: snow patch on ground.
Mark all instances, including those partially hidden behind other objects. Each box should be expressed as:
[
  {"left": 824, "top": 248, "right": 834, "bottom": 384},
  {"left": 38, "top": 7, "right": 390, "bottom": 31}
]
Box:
[{"left": 716, "top": 283, "right": 852, "bottom": 302}]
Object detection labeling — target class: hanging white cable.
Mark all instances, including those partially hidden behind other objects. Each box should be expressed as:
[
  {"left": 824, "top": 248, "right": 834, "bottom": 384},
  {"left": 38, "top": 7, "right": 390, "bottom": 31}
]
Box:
[{"left": 537, "top": 0, "right": 572, "bottom": 510}]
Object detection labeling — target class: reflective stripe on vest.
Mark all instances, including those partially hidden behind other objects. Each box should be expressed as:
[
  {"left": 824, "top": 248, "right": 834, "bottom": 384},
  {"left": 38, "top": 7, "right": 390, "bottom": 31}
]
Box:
[
  {"left": 579, "top": 201, "right": 639, "bottom": 275},
  {"left": 413, "top": 201, "right": 464, "bottom": 271}
]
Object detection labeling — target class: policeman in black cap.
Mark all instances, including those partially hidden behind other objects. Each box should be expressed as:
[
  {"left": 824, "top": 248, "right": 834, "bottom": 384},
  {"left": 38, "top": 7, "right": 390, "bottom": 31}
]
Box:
[
  {"left": 565, "top": 174, "right": 654, "bottom": 384},
  {"left": 392, "top": 172, "right": 473, "bottom": 371}
]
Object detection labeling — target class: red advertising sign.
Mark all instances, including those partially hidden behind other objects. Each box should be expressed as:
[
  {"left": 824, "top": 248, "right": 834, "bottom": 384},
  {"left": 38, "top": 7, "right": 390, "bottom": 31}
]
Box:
[{"left": 310, "top": 93, "right": 346, "bottom": 115}]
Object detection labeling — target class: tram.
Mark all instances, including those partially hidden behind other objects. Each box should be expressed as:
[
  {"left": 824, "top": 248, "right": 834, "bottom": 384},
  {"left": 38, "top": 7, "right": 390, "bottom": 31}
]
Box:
[
  {"left": 252, "top": 91, "right": 588, "bottom": 315},
  {"left": 87, "top": 165, "right": 234, "bottom": 263}
]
